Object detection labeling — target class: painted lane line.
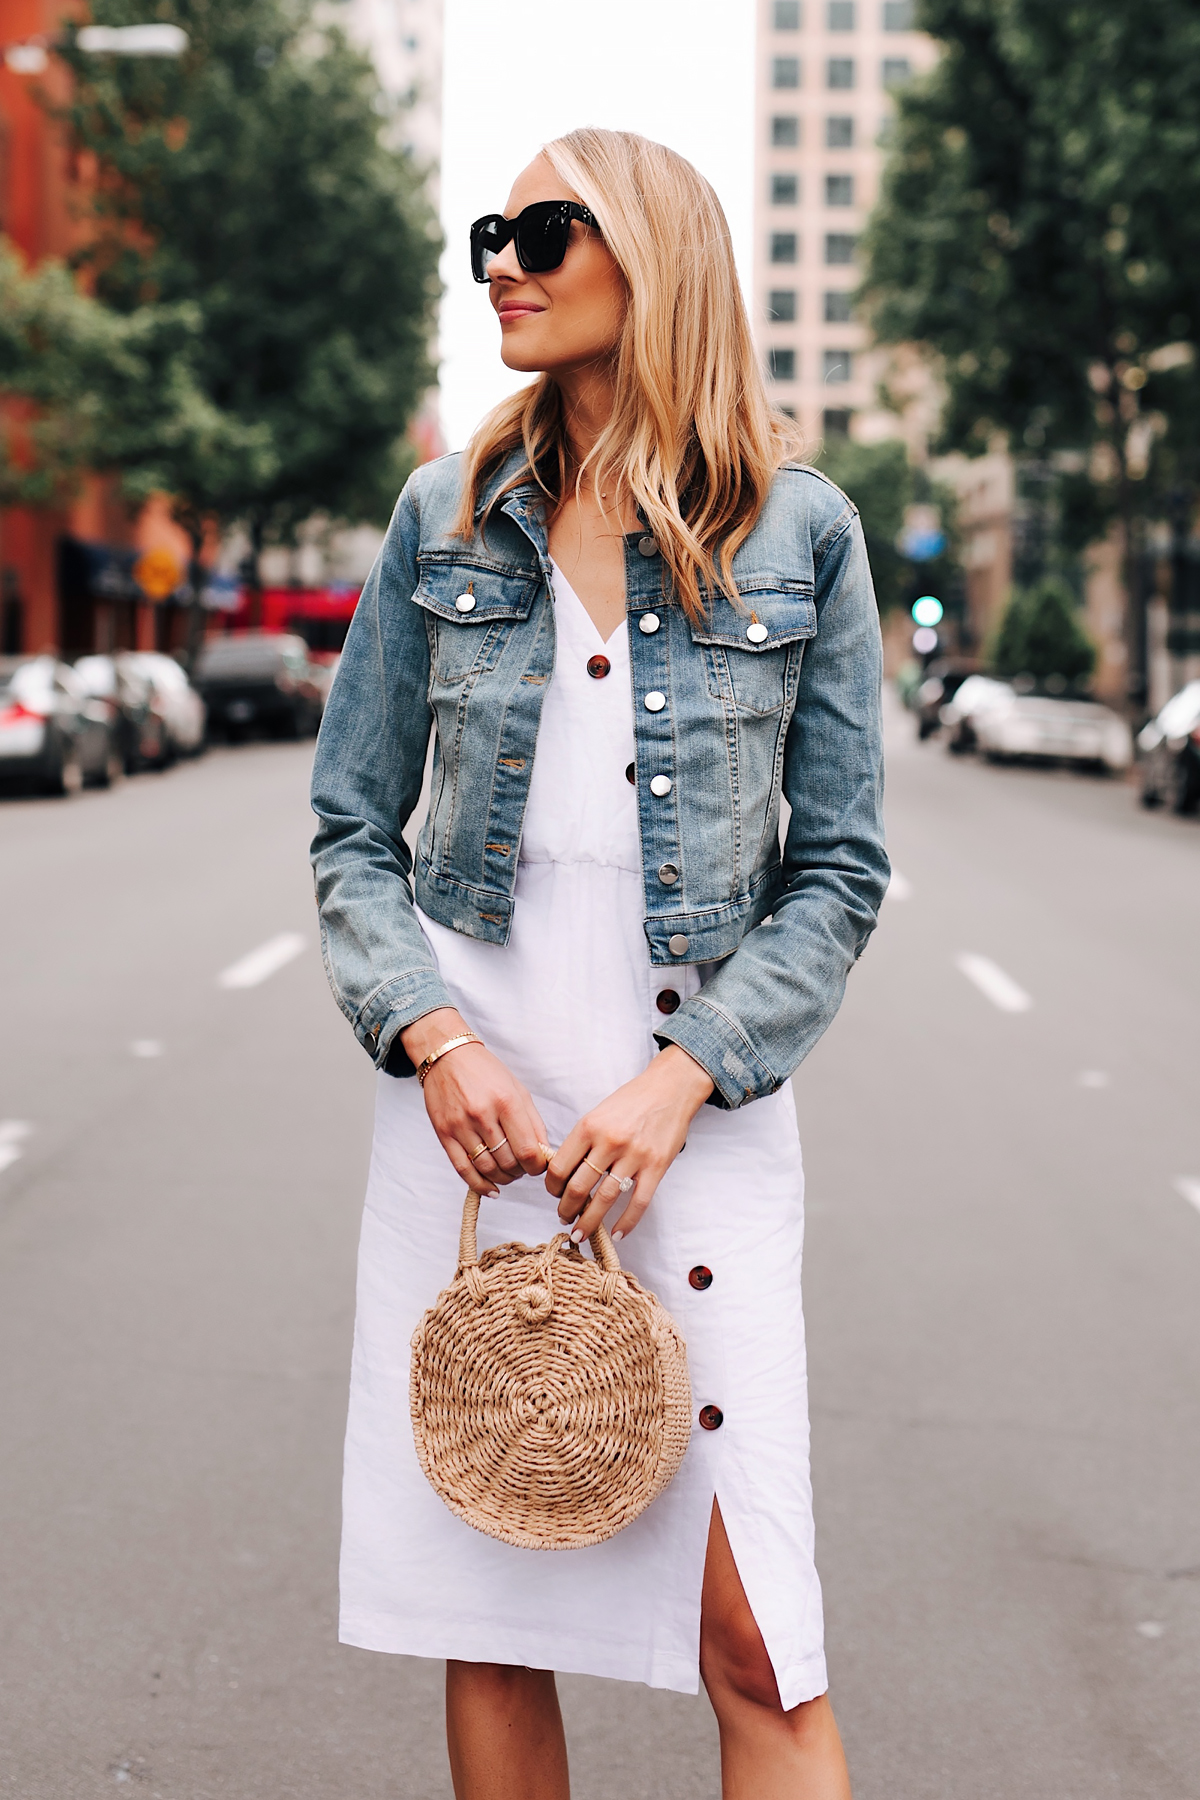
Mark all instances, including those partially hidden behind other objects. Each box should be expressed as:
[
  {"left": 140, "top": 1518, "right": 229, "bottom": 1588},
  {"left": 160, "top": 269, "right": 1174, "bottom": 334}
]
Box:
[
  {"left": 218, "top": 932, "right": 306, "bottom": 990},
  {"left": 1077, "top": 1070, "right": 1110, "bottom": 1089},
  {"left": 0, "top": 1119, "right": 33, "bottom": 1176},
  {"left": 954, "top": 952, "right": 1033, "bottom": 1014},
  {"left": 1173, "top": 1177, "right": 1200, "bottom": 1217},
  {"left": 130, "top": 1039, "right": 164, "bottom": 1058},
  {"left": 884, "top": 870, "right": 913, "bottom": 902}
]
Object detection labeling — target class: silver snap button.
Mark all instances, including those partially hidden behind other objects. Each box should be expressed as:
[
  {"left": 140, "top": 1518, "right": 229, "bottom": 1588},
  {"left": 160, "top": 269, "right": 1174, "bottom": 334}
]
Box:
[
  {"left": 667, "top": 933, "right": 689, "bottom": 957},
  {"left": 643, "top": 690, "right": 666, "bottom": 712},
  {"left": 745, "top": 620, "right": 768, "bottom": 643},
  {"left": 649, "top": 774, "right": 672, "bottom": 797},
  {"left": 658, "top": 862, "right": 680, "bottom": 886},
  {"left": 638, "top": 612, "right": 661, "bottom": 634},
  {"left": 637, "top": 536, "right": 658, "bottom": 557},
  {"left": 454, "top": 593, "right": 476, "bottom": 613}
]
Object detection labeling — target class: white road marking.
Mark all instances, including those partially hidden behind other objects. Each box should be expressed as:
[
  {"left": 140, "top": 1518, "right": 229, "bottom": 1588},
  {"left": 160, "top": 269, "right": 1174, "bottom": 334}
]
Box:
[
  {"left": 1173, "top": 1177, "right": 1200, "bottom": 1217},
  {"left": 955, "top": 953, "right": 1033, "bottom": 1013},
  {"left": 885, "top": 870, "right": 913, "bottom": 902},
  {"left": 1077, "top": 1070, "right": 1110, "bottom": 1089},
  {"left": 0, "top": 1119, "right": 33, "bottom": 1175},
  {"left": 218, "top": 932, "right": 306, "bottom": 990},
  {"left": 130, "top": 1039, "right": 164, "bottom": 1058},
  {"left": 1136, "top": 1621, "right": 1166, "bottom": 1639}
]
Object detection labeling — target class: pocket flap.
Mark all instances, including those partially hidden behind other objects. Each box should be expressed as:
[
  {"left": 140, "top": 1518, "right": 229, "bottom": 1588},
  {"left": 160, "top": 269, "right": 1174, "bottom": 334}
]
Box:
[
  {"left": 413, "top": 554, "right": 543, "bottom": 624},
  {"left": 687, "top": 582, "right": 817, "bottom": 652}
]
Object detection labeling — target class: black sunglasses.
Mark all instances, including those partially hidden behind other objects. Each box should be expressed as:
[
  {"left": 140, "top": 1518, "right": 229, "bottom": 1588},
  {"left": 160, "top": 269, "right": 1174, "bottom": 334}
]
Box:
[{"left": 470, "top": 201, "right": 599, "bottom": 284}]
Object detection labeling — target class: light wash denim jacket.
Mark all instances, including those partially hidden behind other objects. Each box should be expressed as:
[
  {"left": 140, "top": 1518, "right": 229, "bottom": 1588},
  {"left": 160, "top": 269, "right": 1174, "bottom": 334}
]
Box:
[{"left": 310, "top": 449, "right": 888, "bottom": 1109}]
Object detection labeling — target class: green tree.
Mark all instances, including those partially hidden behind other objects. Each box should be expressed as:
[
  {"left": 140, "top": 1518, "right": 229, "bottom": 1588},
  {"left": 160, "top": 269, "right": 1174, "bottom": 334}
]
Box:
[
  {"left": 0, "top": 236, "right": 262, "bottom": 511},
  {"left": 858, "top": 0, "right": 1200, "bottom": 685},
  {"left": 56, "top": 0, "right": 440, "bottom": 579},
  {"left": 990, "top": 577, "right": 1096, "bottom": 688}
]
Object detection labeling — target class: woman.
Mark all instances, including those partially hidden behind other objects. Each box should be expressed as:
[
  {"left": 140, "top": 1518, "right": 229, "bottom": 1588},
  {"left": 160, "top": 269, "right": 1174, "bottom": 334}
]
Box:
[{"left": 311, "top": 128, "right": 887, "bottom": 1800}]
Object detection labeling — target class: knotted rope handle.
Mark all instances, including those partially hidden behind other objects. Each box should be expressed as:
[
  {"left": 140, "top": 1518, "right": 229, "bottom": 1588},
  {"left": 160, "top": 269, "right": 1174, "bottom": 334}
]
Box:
[{"left": 458, "top": 1189, "right": 622, "bottom": 1274}]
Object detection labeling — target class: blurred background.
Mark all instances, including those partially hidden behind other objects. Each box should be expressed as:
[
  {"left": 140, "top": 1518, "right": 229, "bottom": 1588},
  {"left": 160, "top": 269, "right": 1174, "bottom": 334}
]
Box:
[{"left": 0, "top": 4, "right": 1197, "bottom": 1797}]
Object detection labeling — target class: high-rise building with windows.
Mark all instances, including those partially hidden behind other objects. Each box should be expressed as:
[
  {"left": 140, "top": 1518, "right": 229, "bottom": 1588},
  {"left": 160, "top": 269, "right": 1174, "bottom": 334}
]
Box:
[{"left": 753, "top": 0, "right": 935, "bottom": 447}]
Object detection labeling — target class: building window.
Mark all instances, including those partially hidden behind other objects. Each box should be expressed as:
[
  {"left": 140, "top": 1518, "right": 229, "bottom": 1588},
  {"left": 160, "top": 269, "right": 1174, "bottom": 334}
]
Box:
[
  {"left": 773, "top": 0, "right": 802, "bottom": 26},
  {"left": 771, "top": 173, "right": 799, "bottom": 205},
  {"left": 883, "top": 0, "right": 914, "bottom": 27},
  {"left": 825, "top": 232, "right": 857, "bottom": 263},
  {"left": 823, "top": 349, "right": 853, "bottom": 382},
  {"left": 823, "top": 408, "right": 852, "bottom": 436},
  {"left": 824, "top": 289, "right": 854, "bottom": 321},
  {"left": 772, "top": 56, "right": 801, "bottom": 88},
  {"left": 825, "top": 173, "right": 854, "bottom": 206},
  {"left": 768, "top": 288, "right": 798, "bottom": 321},
  {"left": 826, "top": 115, "right": 854, "bottom": 147},
  {"left": 771, "top": 114, "right": 800, "bottom": 146},
  {"left": 770, "top": 232, "right": 799, "bottom": 263},
  {"left": 882, "top": 57, "right": 912, "bottom": 86},
  {"left": 827, "top": 1, "right": 855, "bottom": 26},
  {"left": 768, "top": 348, "right": 797, "bottom": 381},
  {"left": 827, "top": 58, "right": 855, "bottom": 88}
]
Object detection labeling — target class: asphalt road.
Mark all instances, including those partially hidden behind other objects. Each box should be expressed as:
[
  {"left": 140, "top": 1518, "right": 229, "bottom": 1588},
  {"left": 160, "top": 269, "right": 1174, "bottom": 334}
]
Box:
[{"left": 0, "top": 703, "right": 1197, "bottom": 1800}]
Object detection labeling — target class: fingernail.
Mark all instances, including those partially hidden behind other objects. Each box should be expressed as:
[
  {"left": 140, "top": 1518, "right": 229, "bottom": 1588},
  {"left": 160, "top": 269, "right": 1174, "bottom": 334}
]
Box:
[
  {"left": 570, "top": 1228, "right": 585, "bottom": 1243},
  {"left": 612, "top": 1230, "right": 624, "bottom": 1242}
]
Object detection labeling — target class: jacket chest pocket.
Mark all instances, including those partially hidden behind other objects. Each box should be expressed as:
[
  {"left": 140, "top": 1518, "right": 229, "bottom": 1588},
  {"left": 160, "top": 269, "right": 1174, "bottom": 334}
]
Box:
[
  {"left": 691, "top": 587, "right": 817, "bottom": 716},
  {"left": 413, "top": 558, "right": 542, "bottom": 685}
]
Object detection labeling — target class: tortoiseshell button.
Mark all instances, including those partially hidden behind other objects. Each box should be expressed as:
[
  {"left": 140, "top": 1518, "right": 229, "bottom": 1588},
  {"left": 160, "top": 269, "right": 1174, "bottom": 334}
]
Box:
[
  {"left": 699, "top": 1404, "right": 723, "bottom": 1431},
  {"left": 656, "top": 989, "right": 681, "bottom": 1014},
  {"left": 688, "top": 1265, "right": 713, "bottom": 1290},
  {"left": 625, "top": 762, "right": 636, "bottom": 785},
  {"left": 587, "top": 654, "right": 611, "bottom": 679}
]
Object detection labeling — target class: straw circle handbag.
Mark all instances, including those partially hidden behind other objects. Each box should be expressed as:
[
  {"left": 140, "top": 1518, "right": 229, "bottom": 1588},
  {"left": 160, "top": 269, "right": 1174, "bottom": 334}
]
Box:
[{"left": 410, "top": 1190, "right": 692, "bottom": 1550}]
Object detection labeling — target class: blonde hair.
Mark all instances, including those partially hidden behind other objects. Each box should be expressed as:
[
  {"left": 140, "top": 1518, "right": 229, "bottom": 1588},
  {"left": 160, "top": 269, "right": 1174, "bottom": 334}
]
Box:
[{"left": 453, "top": 128, "right": 803, "bottom": 619}]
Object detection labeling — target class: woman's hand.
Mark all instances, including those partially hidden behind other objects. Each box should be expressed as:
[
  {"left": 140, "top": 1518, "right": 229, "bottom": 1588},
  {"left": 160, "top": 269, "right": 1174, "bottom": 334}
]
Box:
[
  {"left": 401, "top": 1009, "right": 550, "bottom": 1197},
  {"left": 546, "top": 1046, "right": 714, "bottom": 1241}
]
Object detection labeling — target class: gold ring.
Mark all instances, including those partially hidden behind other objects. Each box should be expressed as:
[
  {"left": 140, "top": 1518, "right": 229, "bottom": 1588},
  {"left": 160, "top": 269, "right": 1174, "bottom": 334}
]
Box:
[
  {"left": 488, "top": 1137, "right": 508, "bottom": 1155},
  {"left": 581, "top": 1156, "right": 608, "bottom": 1181},
  {"left": 467, "top": 1143, "right": 488, "bottom": 1161}
]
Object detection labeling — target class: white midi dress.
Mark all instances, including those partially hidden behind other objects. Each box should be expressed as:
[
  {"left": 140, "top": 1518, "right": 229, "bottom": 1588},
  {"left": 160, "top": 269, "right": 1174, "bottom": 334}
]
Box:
[{"left": 339, "top": 565, "right": 827, "bottom": 1707}]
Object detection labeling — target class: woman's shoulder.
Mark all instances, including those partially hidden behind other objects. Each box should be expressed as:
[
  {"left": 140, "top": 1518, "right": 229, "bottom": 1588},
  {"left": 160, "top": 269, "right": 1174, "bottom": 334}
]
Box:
[
  {"left": 403, "top": 450, "right": 467, "bottom": 523},
  {"left": 742, "top": 461, "right": 859, "bottom": 575}
]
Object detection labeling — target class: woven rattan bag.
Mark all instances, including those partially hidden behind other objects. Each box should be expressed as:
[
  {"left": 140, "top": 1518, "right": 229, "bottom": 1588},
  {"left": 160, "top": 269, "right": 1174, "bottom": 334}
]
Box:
[{"left": 410, "top": 1191, "right": 692, "bottom": 1550}]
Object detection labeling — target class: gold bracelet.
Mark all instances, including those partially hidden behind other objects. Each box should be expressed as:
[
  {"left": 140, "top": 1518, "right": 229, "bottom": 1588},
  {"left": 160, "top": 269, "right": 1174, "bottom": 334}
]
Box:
[{"left": 415, "top": 1031, "right": 481, "bottom": 1086}]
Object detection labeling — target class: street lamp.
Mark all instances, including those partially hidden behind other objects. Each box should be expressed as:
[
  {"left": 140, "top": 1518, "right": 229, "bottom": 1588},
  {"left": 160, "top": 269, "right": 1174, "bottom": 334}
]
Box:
[{"left": 3, "top": 24, "right": 188, "bottom": 74}]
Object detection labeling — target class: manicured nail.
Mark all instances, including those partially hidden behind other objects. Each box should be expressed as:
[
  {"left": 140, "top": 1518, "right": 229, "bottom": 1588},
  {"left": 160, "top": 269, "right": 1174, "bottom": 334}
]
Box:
[
  {"left": 570, "top": 1228, "right": 585, "bottom": 1243},
  {"left": 612, "top": 1230, "right": 624, "bottom": 1242}
]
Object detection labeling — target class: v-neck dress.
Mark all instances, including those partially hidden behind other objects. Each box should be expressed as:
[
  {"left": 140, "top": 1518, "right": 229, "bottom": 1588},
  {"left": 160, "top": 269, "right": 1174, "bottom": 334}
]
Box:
[{"left": 338, "top": 563, "right": 826, "bottom": 1708}]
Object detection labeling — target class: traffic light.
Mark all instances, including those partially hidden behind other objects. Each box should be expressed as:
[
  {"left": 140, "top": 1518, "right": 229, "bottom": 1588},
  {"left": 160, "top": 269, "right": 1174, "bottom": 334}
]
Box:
[{"left": 911, "top": 595, "right": 944, "bottom": 627}]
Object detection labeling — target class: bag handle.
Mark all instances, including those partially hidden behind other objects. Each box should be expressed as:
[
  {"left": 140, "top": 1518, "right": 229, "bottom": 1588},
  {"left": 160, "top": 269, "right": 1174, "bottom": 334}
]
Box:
[{"left": 458, "top": 1189, "right": 622, "bottom": 1274}]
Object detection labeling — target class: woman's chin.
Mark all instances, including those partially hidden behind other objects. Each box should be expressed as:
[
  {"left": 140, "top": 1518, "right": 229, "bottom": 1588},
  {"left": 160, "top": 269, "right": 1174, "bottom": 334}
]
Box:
[{"left": 499, "top": 340, "right": 546, "bottom": 374}]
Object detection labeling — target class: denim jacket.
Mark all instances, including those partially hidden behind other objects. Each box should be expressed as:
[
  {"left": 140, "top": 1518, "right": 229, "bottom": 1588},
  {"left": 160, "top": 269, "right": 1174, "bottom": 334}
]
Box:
[{"left": 310, "top": 449, "right": 888, "bottom": 1109}]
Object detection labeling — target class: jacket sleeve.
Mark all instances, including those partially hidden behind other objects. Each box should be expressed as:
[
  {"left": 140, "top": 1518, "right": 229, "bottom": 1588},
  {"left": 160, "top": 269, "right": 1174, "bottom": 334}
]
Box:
[
  {"left": 309, "top": 481, "right": 454, "bottom": 1072},
  {"left": 653, "top": 506, "right": 889, "bottom": 1108}
]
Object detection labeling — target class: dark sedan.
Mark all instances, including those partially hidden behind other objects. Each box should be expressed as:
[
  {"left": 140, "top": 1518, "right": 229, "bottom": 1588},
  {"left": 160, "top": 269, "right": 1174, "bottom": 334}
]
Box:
[
  {"left": 1138, "top": 680, "right": 1200, "bottom": 815},
  {"left": 193, "top": 633, "right": 324, "bottom": 741}
]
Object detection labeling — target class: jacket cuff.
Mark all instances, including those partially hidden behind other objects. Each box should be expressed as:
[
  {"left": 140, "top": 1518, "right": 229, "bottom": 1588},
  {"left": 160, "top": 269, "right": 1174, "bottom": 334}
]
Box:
[
  {"left": 653, "top": 995, "right": 779, "bottom": 1111},
  {"left": 356, "top": 969, "right": 456, "bottom": 1074}
]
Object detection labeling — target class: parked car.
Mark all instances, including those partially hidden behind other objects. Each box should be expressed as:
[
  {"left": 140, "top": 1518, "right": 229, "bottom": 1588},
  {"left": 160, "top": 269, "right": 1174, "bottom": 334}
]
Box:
[
  {"left": 193, "top": 632, "right": 324, "bottom": 740},
  {"left": 0, "top": 655, "right": 121, "bottom": 794},
  {"left": 124, "top": 652, "right": 207, "bottom": 760},
  {"left": 74, "top": 653, "right": 169, "bottom": 773},
  {"left": 973, "top": 693, "right": 1132, "bottom": 774},
  {"left": 913, "top": 660, "right": 976, "bottom": 740},
  {"left": 938, "top": 675, "right": 1016, "bottom": 754},
  {"left": 1137, "top": 679, "right": 1200, "bottom": 814}
]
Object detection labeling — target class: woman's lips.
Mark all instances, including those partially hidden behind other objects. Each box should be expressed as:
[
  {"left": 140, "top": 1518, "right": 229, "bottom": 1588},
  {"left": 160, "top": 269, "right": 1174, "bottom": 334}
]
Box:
[{"left": 497, "top": 304, "right": 544, "bottom": 320}]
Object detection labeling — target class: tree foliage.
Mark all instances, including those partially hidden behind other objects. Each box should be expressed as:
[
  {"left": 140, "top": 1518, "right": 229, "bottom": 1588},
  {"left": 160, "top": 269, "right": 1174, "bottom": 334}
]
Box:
[
  {"left": 55, "top": 0, "right": 441, "bottom": 547},
  {"left": 0, "top": 237, "right": 264, "bottom": 510},
  {"left": 858, "top": 0, "right": 1200, "bottom": 522},
  {"left": 990, "top": 577, "right": 1096, "bottom": 687}
]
